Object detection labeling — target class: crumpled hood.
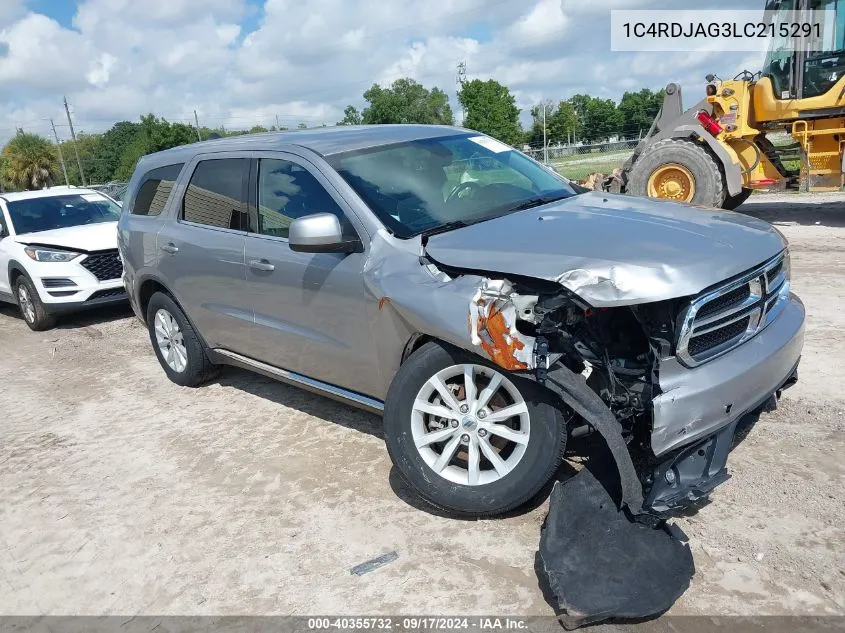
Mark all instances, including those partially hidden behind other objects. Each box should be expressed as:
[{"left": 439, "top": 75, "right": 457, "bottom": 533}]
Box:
[
  {"left": 14, "top": 222, "right": 118, "bottom": 253},
  {"left": 424, "top": 192, "right": 786, "bottom": 306}
]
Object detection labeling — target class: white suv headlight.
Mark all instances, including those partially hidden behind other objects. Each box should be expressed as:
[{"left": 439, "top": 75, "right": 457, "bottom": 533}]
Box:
[{"left": 23, "top": 247, "right": 80, "bottom": 263}]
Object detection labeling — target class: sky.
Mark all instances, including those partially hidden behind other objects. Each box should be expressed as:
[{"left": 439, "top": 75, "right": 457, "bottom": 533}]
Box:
[{"left": 0, "top": 0, "right": 767, "bottom": 145}]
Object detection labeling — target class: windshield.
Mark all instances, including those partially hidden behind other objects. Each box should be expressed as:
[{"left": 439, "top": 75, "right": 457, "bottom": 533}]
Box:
[
  {"left": 6, "top": 193, "right": 121, "bottom": 235},
  {"left": 762, "top": 0, "right": 845, "bottom": 98},
  {"left": 328, "top": 134, "right": 576, "bottom": 238}
]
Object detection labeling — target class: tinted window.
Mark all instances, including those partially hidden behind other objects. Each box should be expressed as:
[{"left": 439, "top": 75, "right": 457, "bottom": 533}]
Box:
[
  {"left": 132, "top": 163, "right": 183, "bottom": 216},
  {"left": 7, "top": 193, "right": 121, "bottom": 234},
  {"left": 256, "top": 158, "right": 352, "bottom": 238},
  {"left": 182, "top": 159, "right": 248, "bottom": 230}
]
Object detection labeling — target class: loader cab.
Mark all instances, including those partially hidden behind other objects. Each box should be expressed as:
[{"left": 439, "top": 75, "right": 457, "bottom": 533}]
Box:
[{"left": 762, "top": 0, "right": 845, "bottom": 99}]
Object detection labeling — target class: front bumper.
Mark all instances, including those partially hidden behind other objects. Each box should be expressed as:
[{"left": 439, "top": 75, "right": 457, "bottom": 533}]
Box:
[
  {"left": 644, "top": 363, "right": 797, "bottom": 515},
  {"left": 651, "top": 292, "right": 805, "bottom": 457},
  {"left": 27, "top": 260, "right": 127, "bottom": 315},
  {"left": 42, "top": 287, "right": 128, "bottom": 315}
]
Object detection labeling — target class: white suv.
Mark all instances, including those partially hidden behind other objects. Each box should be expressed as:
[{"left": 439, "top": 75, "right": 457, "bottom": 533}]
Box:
[{"left": 0, "top": 187, "right": 126, "bottom": 330}]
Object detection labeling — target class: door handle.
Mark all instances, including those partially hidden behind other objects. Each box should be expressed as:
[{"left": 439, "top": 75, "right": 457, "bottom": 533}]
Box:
[
  {"left": 249, "top": 259, "right": 275, "bottom": 272},
  {"left": 160, "top": 242, "right": 179, "bottom": 254}
]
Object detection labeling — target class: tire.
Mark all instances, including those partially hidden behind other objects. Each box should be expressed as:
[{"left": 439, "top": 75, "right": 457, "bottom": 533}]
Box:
[
  {"left": 628, "top": 138, "right": 726, "bottom": 208},
  {"left": 384, "top": 342, "right": 567, "bottom": 518},
  {"left": 722, "top": 187, "right": 753, "bottom": 210},
  {"left": 15, "top": 276, "right": 56, "bottom": 331},
  {"left": 146, "top": 291, "right": 218, "bottom": 387}
]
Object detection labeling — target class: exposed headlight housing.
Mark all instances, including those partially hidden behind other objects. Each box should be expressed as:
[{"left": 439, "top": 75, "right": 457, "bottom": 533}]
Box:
[{"left": 23, "top": 247, "right": 80, "bottom": 263}]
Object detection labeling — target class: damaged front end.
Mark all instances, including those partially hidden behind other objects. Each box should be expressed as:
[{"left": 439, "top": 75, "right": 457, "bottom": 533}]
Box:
[{"left": 368, "top": 228, "right": 803, "bottom": 518}]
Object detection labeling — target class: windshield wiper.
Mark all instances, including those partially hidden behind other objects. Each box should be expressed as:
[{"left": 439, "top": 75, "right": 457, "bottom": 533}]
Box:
[
  {"left": 419, "top": 220, "right": 469, "bottom": 239},
  {"left": 504, "top": 194, "right": 569, "bottom": 214}
]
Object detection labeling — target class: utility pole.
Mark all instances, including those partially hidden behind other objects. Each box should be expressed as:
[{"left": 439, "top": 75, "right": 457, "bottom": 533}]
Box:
[
  {"left": 456, "top": 61, "right": 467, "bottom": 124},
  {"left": 542, "top": 104, "right": 548, "bottom": 164},
  {"left": 275, "top": 114, "right": 280, "bottom": 131},
  {"left": 63, "top": 96, "right": 86, "bottom": 186},
  {"left": 50, "top": 119, "right": 70, "bottom": 186},
  {"left": 194, "top": 110, "right": 202, "bottom": 142}
]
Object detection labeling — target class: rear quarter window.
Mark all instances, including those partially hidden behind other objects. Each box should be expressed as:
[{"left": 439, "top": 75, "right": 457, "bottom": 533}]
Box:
[{"left": 130, "top": 163, "right": 184, "bottom": 216}]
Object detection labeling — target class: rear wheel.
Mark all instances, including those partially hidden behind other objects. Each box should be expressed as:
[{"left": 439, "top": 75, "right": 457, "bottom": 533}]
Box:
[
  {"left": 384, "top": 342, "right": 567, "bottom": 517},
  {"left": 629, "top": 138, "right": 726, "bottom": 208},
  {"left": 146, "top": 292, "right": 218, "bottom": 387}
]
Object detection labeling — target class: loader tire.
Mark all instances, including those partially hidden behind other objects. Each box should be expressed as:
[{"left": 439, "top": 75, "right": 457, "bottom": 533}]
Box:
[
  {"left": 722, "top": 187, "right": 753, "bottom": 210},
  {"left": 628, "top": 138, "right": 726, "bottom": 208}
]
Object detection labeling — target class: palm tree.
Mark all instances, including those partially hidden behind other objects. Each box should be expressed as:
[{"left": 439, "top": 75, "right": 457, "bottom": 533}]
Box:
[{"left": 0, "top": 132, "right": 58, "bottom": 191}]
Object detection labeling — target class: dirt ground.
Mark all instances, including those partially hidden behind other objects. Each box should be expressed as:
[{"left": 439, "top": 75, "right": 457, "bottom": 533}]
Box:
[{"left": 0, "top": 192, "right": 843, "bottom": 619}]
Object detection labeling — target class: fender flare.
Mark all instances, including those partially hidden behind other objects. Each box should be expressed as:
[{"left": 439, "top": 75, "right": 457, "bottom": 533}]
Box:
[{"left": 7, "top": 260, "right": 29, "bottom": 287}]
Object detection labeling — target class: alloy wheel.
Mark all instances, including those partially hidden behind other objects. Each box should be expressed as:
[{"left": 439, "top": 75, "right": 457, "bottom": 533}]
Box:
[
  {"left": 153, "top": 308, "right": 188, "bottom": 373},
  {"left": 17, "top": 285, "right": 35, "bottom": 324},
  {"left": 410, "top": 363, "right": 530, "bottom": 486}
]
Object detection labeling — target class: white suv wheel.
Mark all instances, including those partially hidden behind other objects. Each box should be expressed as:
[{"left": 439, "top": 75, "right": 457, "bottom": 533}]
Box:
[{"left": 17, "top": 284, "right": 36, "bottom": 324}]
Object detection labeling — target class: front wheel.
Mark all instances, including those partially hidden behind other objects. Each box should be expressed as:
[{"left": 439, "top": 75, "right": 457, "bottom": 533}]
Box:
[
  {"left": 384, "top": 342, "right": 567, "bottom": 517},
  {"left": 628, "top": 138, "right": 726, "bottom": 208},
  {"left": 722, "top": 187, "right": 753, "bottom": 210},
  {"left": 15, "top": 276, "right": 56, "bottom": 331}
]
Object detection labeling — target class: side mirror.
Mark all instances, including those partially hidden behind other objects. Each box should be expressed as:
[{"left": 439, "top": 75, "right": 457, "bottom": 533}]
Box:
[
  {"left": 289, "top": 212, "right": 360, "bottom": 254},
  {"left": 0, "top": 219, "right": 7, "bottom": 239}
]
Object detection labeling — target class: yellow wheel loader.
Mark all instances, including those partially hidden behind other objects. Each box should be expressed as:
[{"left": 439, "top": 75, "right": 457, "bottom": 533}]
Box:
[{"left": 612, "top": 0, "right": 845, "bottom": 209}]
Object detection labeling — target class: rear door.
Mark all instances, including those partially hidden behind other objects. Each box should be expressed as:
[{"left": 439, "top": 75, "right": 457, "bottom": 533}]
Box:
[
  {"left": 156, "top": 154, "right": 253, "bottom": 351},
  {"left": 242, "top": 153, "right": 380, "bottom": 396}
]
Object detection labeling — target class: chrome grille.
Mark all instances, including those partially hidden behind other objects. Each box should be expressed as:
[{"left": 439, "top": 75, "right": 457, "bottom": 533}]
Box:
[{"left": 677, "top": 251, "right": 791, "bottom": 367}]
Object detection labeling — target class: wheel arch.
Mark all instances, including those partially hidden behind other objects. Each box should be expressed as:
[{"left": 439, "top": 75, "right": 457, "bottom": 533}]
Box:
[
  {"left": 135, "top": 275, "right": 213, "bottom": 352},
  {"left": 8, "top": 260, "right": 30, "bottom": 291}
]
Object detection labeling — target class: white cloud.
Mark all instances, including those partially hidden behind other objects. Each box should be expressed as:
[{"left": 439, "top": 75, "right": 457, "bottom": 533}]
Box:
[
  {"left": 0, "top": 0, "right": 25, "bottom": 27},
  {"left": 508, "top": 0, "right": 569, "bottom": 43},
  {"left": 1, "top": 0, "right": 766, "bottom": 147},
  {"left": 86, "top": 53, "right": 117, "bottom": 87}
]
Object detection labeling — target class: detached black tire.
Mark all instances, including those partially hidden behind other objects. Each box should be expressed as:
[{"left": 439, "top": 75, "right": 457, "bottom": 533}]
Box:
[
  {"left": 628, "top": 138, "right": 726, "bottom": 208},
  {"left": 146, "top": 291, "right": 218, "bottom": 387},
  {"left": 384, "top": 342, "right": 567, "bottom": 518},
  {"left": 15, "top": 276, "right": 56, "bottom": 331},
  {"left": 722, "top": 187, "right": 753, "bottom": 211}
]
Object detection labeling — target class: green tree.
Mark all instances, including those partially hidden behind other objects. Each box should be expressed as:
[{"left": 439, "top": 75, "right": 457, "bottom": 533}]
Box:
[
  {"left": 458, "top": 79, "right": 522, "bottom": 146},
  {"left": 617, "top": 88, "right": 665, "bottom": 139},
  {"left": 526, "top": 100, "right": 578, "bottom": 148},
  {"left": 568, "top": 94, "right": 622, "bottom": 143},
  {"left": 92, "top": 121, "right": 140, "bottom": 182},
  {"left": 337, "top": 105, "right": 362, "bottom": 125},
  {"left": 249, "top": 125, "right": 269, "bottom": 134},
  {"left": 114, "top": 115, "right": 198, "bottom": 180},
  {"left": 60, "top": 133, "right": 104, "bottom": 186},
  {"left": 0, "top": 132, "right": 58, "bottom": 191},
  {"left": 362, "top": 78, "right": 453, "bottom": 125}
]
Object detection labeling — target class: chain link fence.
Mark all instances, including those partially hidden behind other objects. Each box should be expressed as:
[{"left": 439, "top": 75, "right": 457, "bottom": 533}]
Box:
[{"left": 523, "top": 139, "right": 640, "bottom": 183}]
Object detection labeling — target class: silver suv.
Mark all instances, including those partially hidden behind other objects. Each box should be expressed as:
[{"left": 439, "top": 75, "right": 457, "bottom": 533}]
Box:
[{"left": 118, "top": 125, "right": 804, "bottom": 518}]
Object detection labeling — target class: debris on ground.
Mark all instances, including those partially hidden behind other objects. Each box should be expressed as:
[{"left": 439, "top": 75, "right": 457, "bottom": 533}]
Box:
[
  {"left": 350, "top": 551, "right": 399, "bottom": 576},
  {"left": 538, "top": 468, "right": 695, "bottom": 629}
]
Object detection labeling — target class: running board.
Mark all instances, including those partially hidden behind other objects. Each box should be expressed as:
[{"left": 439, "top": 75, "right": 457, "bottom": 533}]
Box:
[{"left": 210, "top": 349, "right": 385, "bottom": 415}]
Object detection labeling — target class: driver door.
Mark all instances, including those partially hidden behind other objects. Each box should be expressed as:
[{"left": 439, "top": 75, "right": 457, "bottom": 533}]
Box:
[{"left": 242, "top": 154, "right": 381, "bottom": 397}]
